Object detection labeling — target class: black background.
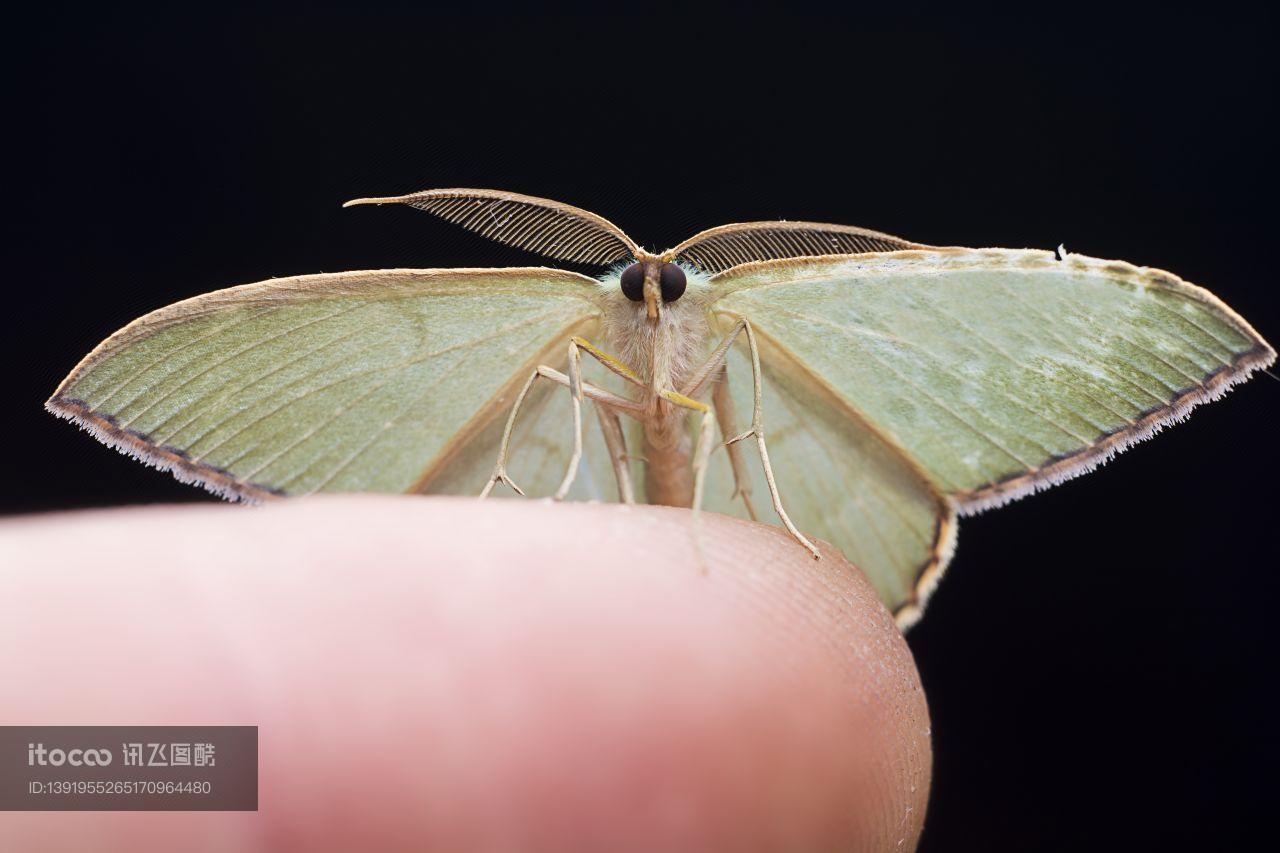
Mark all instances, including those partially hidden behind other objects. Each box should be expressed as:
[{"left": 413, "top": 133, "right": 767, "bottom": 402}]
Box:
[{"left": 9, "top": 9, "right": 1278, "bottom": 851}]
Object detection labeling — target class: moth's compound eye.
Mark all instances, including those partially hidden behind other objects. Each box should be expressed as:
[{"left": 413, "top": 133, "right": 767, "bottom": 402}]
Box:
[
  {"left": 659, "top": 263, "right": 687, "bottom": 302},
  {"left": 620, "top": 263, "right": 645, "bottom": 302}
]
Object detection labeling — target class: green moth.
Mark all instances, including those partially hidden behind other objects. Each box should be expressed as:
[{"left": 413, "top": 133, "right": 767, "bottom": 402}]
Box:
[{"left": 47, "top": 188, "right": 1274, "bottom": 627}]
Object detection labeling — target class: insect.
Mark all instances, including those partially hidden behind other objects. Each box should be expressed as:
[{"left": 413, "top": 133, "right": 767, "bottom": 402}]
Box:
[{"left": 47, "top": 188, "right": 1274, "bottom": 627}]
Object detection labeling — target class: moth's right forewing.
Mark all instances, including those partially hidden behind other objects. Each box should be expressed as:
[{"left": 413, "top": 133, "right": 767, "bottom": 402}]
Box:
[
  {"left": 710, "top": 249, "right": 1273, "bottom": 511},
  {"left": 706, "top": 248, "right": 1272, "bottom": 624},
  {"left": 48, "top": 268, "right": 602, "bottom": 500}
]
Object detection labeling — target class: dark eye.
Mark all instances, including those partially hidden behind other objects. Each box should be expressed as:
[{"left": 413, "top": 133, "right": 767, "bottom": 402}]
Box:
[
  {"left": 620, "top": 263, "right": 645, "bottom": 301},
  {"left": 659, "top": 263, "right": 686, "bottom": 302}
]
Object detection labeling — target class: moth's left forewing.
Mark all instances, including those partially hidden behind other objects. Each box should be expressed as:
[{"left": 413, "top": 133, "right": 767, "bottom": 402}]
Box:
[
  {"left": 47, "top": 268, "right": 605, "bottom": 500},
  {"left": 708, "top": 249, "right": 1272, "bottom": 618}
]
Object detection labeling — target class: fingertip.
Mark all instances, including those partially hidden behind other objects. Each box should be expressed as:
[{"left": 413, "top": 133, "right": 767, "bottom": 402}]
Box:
[{"left": 0, "top": 497, "right": 931, "bottom": 850}]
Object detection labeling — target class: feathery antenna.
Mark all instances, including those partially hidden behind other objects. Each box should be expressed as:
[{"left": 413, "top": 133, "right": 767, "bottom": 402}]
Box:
[
  {"left": 344, "top": 188, "right": 641, "bottom": 266},
  {"left": 667, "top": 220, "right": 924, "bottom": 273}
]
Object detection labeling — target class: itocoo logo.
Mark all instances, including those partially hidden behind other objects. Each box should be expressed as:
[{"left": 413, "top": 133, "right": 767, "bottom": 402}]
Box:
[{"left": 27, "top": 743, "right": 113, "bottom": 766}]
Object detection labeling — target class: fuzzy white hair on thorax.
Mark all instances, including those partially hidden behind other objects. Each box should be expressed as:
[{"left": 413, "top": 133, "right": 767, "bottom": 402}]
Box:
[{"left": 595, "top": 264, "right": 716, "bottom": 391}]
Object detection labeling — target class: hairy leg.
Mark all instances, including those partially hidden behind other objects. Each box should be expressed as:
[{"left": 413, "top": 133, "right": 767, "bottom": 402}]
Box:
[{"left": 680, "top": 320, "right": 819, "bottom": 559}]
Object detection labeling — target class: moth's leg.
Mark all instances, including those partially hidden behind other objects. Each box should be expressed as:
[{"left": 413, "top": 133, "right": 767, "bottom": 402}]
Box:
[
  {"left": 555, "top": 339, "right": 586, "bottom": 501},
  {"left": 480, "top": 368, "right": 539, "bottom": 498},
  {"left": 680, "top": 320, "right": 819, "bottom": 559},
  {"left": 733, "top": 322, "right": 820, "bottom": 559},
  {"left": 681, "top": 321, "right": 761, "bottom": 520},
  {"left": 680, "top": 320, "right": 748, "bottom": 399},
  {"left": 480, "top": 364, "right": 642, "bottom": 499},
  {"left": 593, "top": 402, "right": 636, "bottom": 504},
  {"left": 710, "top": 365, "right": 759, "bottom": 521},
  {"left": 551, "top": 334, "right": 652, "bottom": 500},
  {"left": 536, "top": 367, "right": 644, "bottom": 414},
  {"left": 657, "top": 390, "right": 717, "bottom": 524},
  {"left": 569, "top": 336, "right": 647, "bottom": 390}
]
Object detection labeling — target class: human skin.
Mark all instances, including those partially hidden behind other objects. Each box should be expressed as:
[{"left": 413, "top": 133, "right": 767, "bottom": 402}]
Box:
[{"left": 0, "top": 496, "right": 932, "bottom": 851}]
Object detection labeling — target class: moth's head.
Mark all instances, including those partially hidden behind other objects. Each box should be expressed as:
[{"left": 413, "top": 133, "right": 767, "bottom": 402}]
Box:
[{"left": 620, "top": 256, "right": 687, "bottom": 322}]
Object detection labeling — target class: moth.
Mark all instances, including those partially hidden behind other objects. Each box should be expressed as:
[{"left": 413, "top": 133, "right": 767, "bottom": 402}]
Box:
[{"left": 47, "top": 188, "right": 1274, "bottom": 627}]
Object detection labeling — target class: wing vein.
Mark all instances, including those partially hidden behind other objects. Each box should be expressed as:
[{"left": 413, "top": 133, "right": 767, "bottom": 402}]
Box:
[
  {"left": 237, "top": 308, "right": 575, "bottom": 485},
  {"left": 991, "top": 278, "right": 1169, "bottom": 410},
  {"left": 157, "top": 319, "right": 375, "bottom": 446},
  {"left": 903, "top": 298, "right": 1099, "bottom": 445},
  {"left": 121, "top": 301, "right": 370, "bottom": 429},
  {"left": 729, "top": 299, "right": 1042, "bottom": 470},
  {"left": 95, "top": 306, "right": 283, "bottom": 410},
  {"left": 196, "top": 307, "right": 571, "bottom": 468}
]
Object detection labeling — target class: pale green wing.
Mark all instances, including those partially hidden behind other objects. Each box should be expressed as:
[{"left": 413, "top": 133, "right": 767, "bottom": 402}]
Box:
[
  {"left": 701, "top": 342, "right": 955, "bottom": 628},
  {"left": 413, "top": 352, "right": 627, "bottom": 503},
  {"left": 47, "top": 268, "right": 607, "bottom": 501},
  {"left": 712, "top": 249, "right": 1275, "bottom": 514}
]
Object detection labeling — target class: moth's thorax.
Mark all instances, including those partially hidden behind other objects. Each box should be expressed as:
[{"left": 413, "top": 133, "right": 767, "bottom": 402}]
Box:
[
  {"left": 597, "top": 266, "right": 713, "bottom": 393},
  {"left": 591, "top": 265, "right": 710, "bottom": 509}
]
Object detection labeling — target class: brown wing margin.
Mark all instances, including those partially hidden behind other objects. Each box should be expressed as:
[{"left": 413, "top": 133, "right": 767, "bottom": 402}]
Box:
[
  {"left": 345, "top": 188, "right": 642, "bottom": 266},
  {"left": 45, "top": 396, "right": 282, "bottom": 501},
  {"left": 954, "top": 343, "right": 1275, "bottom": 514},
  {"left": 668, "top": 220, "right": 926, "bottom": 274},
  {"left": 948, "top": 258, "right": 1276, "bottom": 515},
  {"left": 894, "top": 509, "right": 958, "bottom": 631}
]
